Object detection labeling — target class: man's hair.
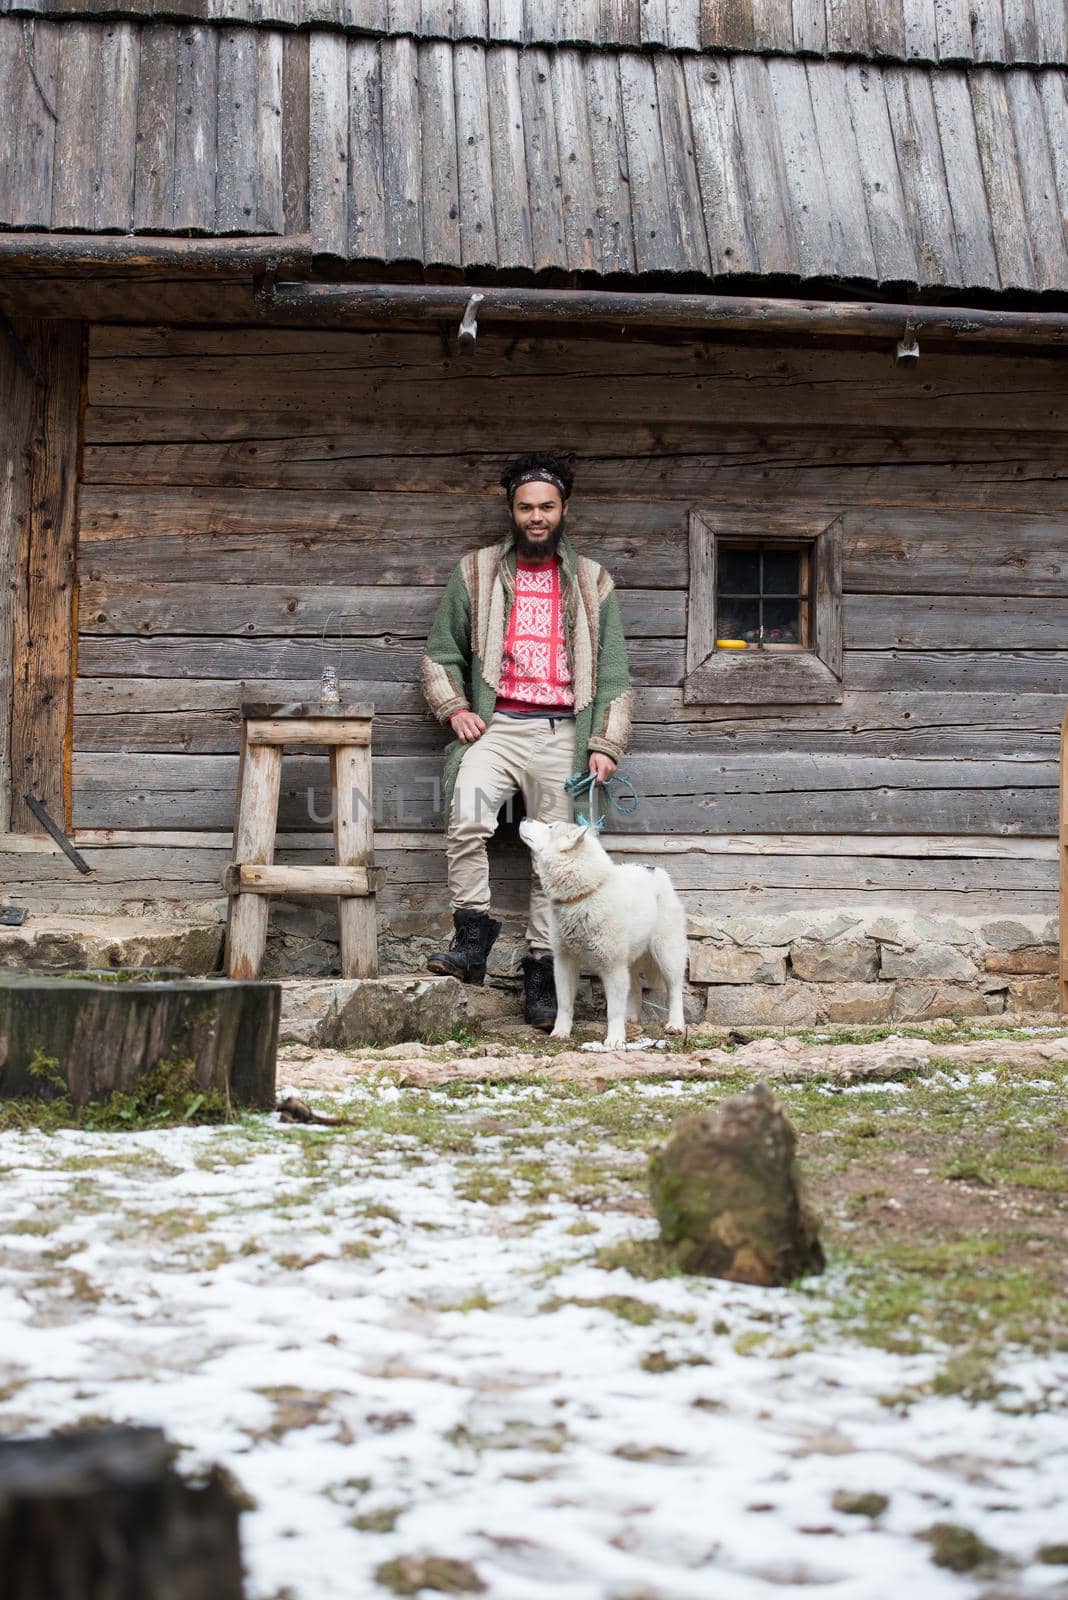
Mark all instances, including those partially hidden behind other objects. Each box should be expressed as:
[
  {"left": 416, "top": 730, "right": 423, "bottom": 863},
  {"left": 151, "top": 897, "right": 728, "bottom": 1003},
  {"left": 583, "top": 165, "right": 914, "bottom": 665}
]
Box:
[{"left": 499, "top": 452, "right": 574, "bottom": 502}]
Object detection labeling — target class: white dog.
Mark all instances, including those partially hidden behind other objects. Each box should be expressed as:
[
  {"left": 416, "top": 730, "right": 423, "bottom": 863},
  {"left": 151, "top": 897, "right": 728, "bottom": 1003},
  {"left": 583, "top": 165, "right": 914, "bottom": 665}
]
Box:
[{"left": 518, "top": 819, "right": 688, "bottom": 1048}]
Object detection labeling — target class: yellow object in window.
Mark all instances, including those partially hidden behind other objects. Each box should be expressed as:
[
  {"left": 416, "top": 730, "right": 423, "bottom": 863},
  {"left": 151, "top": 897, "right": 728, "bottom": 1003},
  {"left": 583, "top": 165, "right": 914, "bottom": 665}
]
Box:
[{"left": 716, "top": 639, "right": 748, "bottom": 649}]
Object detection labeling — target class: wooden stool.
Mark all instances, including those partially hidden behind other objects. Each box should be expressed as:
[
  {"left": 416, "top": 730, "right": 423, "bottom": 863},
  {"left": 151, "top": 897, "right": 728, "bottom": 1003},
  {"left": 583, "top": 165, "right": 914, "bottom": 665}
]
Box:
[{"left": 224, "top": 701, "right": 380, "bottom": 980}]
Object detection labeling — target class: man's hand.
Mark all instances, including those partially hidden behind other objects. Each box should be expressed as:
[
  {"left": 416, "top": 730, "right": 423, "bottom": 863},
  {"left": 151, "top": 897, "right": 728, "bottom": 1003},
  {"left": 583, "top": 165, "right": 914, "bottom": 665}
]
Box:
[
  {"left": 450, "top": 710, "right": 486, "bottom": 744},
  {"left": 588, "top": 753, "right": 617, "bottom": 786}
]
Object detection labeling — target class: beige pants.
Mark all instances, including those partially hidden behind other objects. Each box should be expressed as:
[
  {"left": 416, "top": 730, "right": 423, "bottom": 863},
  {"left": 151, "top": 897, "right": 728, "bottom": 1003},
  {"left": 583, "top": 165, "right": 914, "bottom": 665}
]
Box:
[{"left": 446, "top": 713, "right": 575, "bottom": 952}]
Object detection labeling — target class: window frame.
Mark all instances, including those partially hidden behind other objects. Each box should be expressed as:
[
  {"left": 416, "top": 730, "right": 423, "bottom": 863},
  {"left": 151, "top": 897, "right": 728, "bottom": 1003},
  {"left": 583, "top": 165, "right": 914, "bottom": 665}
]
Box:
[{"left": 684, "top": 507, "right": 843, "bottom": 705}]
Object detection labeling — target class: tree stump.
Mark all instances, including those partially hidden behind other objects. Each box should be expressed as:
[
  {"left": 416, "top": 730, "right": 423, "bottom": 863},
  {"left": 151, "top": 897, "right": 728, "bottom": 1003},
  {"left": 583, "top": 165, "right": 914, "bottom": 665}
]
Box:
[
  {"left": 0, "top": 1426, "right": 245, "bottom": 1599},
  {"left": 0, "top": 971, "right": 278, "bottom": 1108}
]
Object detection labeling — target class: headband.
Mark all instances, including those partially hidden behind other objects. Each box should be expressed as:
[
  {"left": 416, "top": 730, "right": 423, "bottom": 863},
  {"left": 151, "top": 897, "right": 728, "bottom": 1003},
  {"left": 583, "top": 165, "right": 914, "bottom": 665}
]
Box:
[{"left": 507, "top": 468, "right": 568, "bottom": 502}]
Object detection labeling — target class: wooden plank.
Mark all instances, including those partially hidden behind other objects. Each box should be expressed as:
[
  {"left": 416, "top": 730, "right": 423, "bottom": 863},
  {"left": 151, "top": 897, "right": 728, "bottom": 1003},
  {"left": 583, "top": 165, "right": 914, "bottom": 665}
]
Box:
[
  {"left": 227, "top": 861, "right": 376, "bottom": 893},
  {"left": 133, "top": 24, "right": 178, "bottom": 232},
  {"left": 334, "top": 741, "right": 377, "bottom": 974},
  {"left": 845, "top": 63, "right": 918, "bottom": 283},
  {"left": 1038, "top": 73, "right": 1068, "bottom": 248},
  {"left": 1004, "top": 70, "right": 1068, "bottom": 293},
  {"left": 681, "top": 56, "right": 756, "bottom": 276},
  {"left": 933, "top": 0, "right": 972, "bottom": 58},
  {"left": 96, "top": 22, "right": 139, "bottom": 231},
  {"left": 766, "top": 56, "right": 837, "bottom": 279},
  {"left": 845, "top": 594, "right": 1068, "bottom": 650},
  {"left": 728, "top": 56, "right": 795, "bottom": 277},
  {"left": 487, "top": 0, "right": 524, "bottom": 39},
  {"left": 451, "top": 0, "right": 488, "bottom": 37},
  {"left": 173, "top": 25, "right": 219, "bottom": 231},
  {"left": 454, "top": 41, "right": 497, "bottom": 267},
  {"left": 665, "top": 0, "right": 702, "bottom": 48},
  {"left": 884, "top": 65, "right": 963, "bottom": 288},
  {"left": 50, "top": 20, "right": 101, "bottom": 229},
  {"left": 551, "top": 48, "right": 600, "bottom": 272},
  {"left": 1061, "top": 705, "right": 1067, "bottom": 1012},
  {"left": 1032, "top": 0, "right": 1068, "bottom": 62},
  {"left": 929, "top": 71, "right": 999, "bottom": 289},
  {"left": 1002, "top": 0, "right": 1039, "bottom": 62},
  {"left": 255, "top": 30, "right": 284, "bottom": 232},
  {"left": 686, "top": 510, "right": 715, "bottom": 676},
  {"left": 7, "top": 20, "right": 59, "bottom": 229},
  {"left": 0, "top": 319, "right": 35, "bottom": 831},
  {"left": 486, "top": 44, "right": 534, "bottom": 271},
  {"left": 9, "top": 321, "right": 81, "bottom": 836},
  {"left": 824, "top": 0, "right": 870, "bottom": 56},
  {"left": 246, "top": 717, "right": 372, "bottom": 744},
  {"left": 70, "top": 750, "right": 1058, "bottom": 834},
  {"left": 969, "top": 0, "right": 1006, "bottom": 58},
  {"left": 225, "top": 737, "right": 281, "bottom": 977},
  {"left": 618, "top": 51, "right": 686, "bottom": 275},
  {"left": 867, "top": 0, "right": 905, "bottom": 58},
  {"left": 806, "top": 60, "right": 877, "bottom": 281},
  {"left": 518, "top": 46, "right": 565, "bottom": 270},
  {"left": 791, "top": 0, "right": 827, "bottom": 53},
  {"left": 848, "top": 650, "right": 1068, "bottom": 694},
  {"left": 582, "top": 51, "right": 635, "bottom": 274},
  {"left": 216, "top": 26, "right": 258, "bottom": 234},
  {"left": 900, "top": 0, "right": 938, "bottom": 59},
  {"left": 308, "top": 30, "right": 349, "bottom": 256},
  {"left": 381, "top": 35, "right": 422, "bottom": 260},
  {"left": 418, "top": 39, "right": 461, "bottom": 267},
  {"left": 281, "top": 31, "right": 310, "bottom": 233},
  {"left": 700, "top": 0, "right": 755, "bottom": 51},
  {"left": 970, "top": 68, "right": 1038, "bottom": 292},
  {"left": 654, "top": 53, "right": 712, "bottom": 274}
]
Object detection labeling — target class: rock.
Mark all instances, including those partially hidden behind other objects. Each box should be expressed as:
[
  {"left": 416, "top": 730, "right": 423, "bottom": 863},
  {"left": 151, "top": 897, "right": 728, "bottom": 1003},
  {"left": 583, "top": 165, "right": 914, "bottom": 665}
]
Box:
[
  {"left": 891, "top": 983, "right": 1002, "bottom": 1021},
  {"left": 909, "top": 917, "right": 974, "bottom": 947},
  {"left": 704, "top": 982, "right": 819, "bottom": 1028},
  {"left": 790, "top": 942, "right": 878, "bottom": 983},
  {"left": 1004, "top": 977, "right": 1060, "bottom": 1013},
  {"left": 800, "top": 913, "right": 863, "bottom": 944},
  {"left": 833, "top": 1490, "right": 889, "bottom": 1518},
  {"left": 920, "top": 1523, "right": 999, "bottom": 1574},
  {"left": 374, "top": 1555, "right": 486, "bottom": 1596},
  {"left": 867, "top": 916, "right": 906, "bottom": 944},
  {"left": 880, "top": 945, "right": 978, "bottom": 982},
  {"left": 325, "top": 976, "right": 469, "bottom": 1047},
  {"left": 648, "top": 1083, "right": 824, "bottom": 1285},
  {"left": 984, "top": 947, "right": 1057, "bottom": 975},
  {"left": 688, "top": 944, "right": 787, "bottom": 985},
  {"left": 0, "top": 917, "right": 223, "bottom": 976},
  {"left": 818, "top": 983, "right": 893, "bottom": 1024},
  {"left": 980, "top": 919, "right": 1048, "bottom": 951}
]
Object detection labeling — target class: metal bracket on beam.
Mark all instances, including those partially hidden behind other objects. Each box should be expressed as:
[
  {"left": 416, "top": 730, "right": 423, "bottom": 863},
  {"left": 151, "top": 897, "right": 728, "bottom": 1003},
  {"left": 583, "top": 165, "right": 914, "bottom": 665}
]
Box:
[
  {"left": 895, "top": 320, "right": 920, "bottom": 366},
  {"left": 458, "top": 292, "right": 485, "bottom": 344}
]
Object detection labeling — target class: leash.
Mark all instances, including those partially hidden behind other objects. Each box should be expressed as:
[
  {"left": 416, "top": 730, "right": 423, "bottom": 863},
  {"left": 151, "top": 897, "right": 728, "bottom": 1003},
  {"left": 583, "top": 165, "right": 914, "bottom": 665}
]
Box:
[{"left": 564, "top": 769, "right": 640, "bottom": 831}]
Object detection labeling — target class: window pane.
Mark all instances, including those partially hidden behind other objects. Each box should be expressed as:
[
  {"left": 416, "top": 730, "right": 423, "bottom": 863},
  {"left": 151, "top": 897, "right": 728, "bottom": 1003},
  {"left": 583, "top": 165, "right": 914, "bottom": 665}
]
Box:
[
  {"left": 717, "top": 596, "right": 759, "bottom": 642},
  {"left": 763, "top": 598, "right": 803, "bottom": 643},
  {"left": 719, "top": 547, "right": 760, "bottom": 594},
  {"left": 763, "top": 549, "right": 801, "bottom": 593}
]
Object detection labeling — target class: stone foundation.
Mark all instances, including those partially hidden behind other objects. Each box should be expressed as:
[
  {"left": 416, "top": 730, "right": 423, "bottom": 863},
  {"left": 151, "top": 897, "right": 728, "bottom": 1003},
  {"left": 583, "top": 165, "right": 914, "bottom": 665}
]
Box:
[{"left": 0, "top": 906, "right": 1060, "bottom": 1026}]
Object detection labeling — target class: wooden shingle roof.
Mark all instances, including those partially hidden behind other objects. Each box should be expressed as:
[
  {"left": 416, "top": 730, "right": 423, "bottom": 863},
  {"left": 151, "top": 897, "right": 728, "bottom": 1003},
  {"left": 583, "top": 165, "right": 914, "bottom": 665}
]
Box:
[
  {"left": 2, "top": 0, "right": 1066, "bottom": 67},
  {"left": 0, "top": 3, "right": 1065, "bottom": 295}
]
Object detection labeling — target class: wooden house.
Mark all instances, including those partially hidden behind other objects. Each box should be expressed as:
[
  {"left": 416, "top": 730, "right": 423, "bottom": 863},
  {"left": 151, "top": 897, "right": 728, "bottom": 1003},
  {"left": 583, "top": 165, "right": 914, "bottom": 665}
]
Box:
[{"left": 1, "top": 0, "right": 1066, "bottom": 1023}]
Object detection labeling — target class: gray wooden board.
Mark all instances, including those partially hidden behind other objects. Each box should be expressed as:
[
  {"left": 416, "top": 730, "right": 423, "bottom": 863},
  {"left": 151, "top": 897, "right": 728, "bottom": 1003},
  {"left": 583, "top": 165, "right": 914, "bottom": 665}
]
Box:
[
  {"left": 6, "top": 19, "right": 59, "bottom": 228},
  {"left": 255, "top": 29, "right": 284, "bottom": 232},
  {"left": 381, "top": 34, "right": 422, "bottom": 260},
  {"left": 173, "top": 25, "right": 219, "bottom": 231},
  {"left": 884, "top": 64, "right": 963, "bottom": 287},
  {"left": 454, "top": 41, "right": 499, "bottom": 267},
  {"left": 518, "top": 46, "right": 565, "bottom": 270},
  {"left": 1004, "top": 68, "right": 1068, "bottom": 292},
  {"left": 727, "top": 55, "right": 796, "bottom": 277},
  {"left": 417, "top": 39, "right": 461, "bottom": 266},
  {"left": 929, "top": 71, "right": 999, "bottom": 288},
  {"left": 805, "top": 56, "right": 877, "bottom": 281},
  {"left": 653, "top": 52, "right": 711, "bottom": 274},
  {"left": 550, "top": 48, "right": 600, "bottom": 272},
  {"left": 582, "top": 51, "right": 635, "bottom": 273},
  {"left": 969, "top": 67, "right": 1038, "bottom": 291},
  {"left": 216, "top": 26, "right": 258, "bottom": 234},
  {"left": 69, "top": 750, "right": 1058, "bottom": 833},
  {"left": 485, "top": 44, "right": 532, "bottom": 270},
  {"left": 681, "top": 55, "right": 756, "bottom": 276},
  {"left": 308, "top": 29, "right": 349, "bottom": 257},
  {"left": 766, "top": 55, "right": 837, "bottom": 279},
  {"left": 844, "top": 62, "right": 919, "bottom": 283},
  {"left": 281, "top": 31, "right": 309, "bottom": 232},
  {"left": 618, "top": 51, "right": 678, "bottom": 274},
  {"left": 50, "top": 19, "right": 102, "bottom": 229},
  {"left": 134, "top": 24, "right": 178, "bottom": 231}
]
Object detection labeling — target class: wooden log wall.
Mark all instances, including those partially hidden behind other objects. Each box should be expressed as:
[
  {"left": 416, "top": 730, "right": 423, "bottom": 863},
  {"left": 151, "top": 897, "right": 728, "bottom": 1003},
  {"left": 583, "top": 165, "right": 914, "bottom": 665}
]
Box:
[
  {"left": 0, "top": 317, "right": 81, "bottom": 835},
  {"left": 12, "top": 319, "right": 1050, "bottom": 925}
]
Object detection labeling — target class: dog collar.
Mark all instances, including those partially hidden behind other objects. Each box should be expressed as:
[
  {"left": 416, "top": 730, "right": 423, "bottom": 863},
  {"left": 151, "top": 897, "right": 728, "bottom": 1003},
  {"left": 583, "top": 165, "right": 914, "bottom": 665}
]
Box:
[{"left": 552, "top": 887, "right": 599, "bottom": 906}]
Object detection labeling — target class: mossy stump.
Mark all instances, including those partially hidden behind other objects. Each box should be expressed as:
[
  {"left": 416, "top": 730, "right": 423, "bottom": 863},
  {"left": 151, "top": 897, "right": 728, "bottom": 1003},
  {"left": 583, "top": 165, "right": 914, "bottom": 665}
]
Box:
[
  {"left": 0, "top": 1426, "right": 245, "bottom": 1598},
  {"left": 648, "top": 1081, "right": 824, "bottom": 1286},
  {"left": 0, "top": 970, "right": 278, "bottom": 1108}
]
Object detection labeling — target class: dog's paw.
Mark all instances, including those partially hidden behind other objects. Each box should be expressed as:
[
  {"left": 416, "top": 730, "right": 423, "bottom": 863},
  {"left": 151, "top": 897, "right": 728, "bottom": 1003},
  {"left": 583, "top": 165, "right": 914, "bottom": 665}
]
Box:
[
  {"left": 549, "top": 1024, "right": 573, "bottom": 1040},
  {"left": 603, "top": 1033, "right": 626, "bottom": 1050},
  {"left": 665, "top": 1021, "right": 687, "bottom": 1038}
]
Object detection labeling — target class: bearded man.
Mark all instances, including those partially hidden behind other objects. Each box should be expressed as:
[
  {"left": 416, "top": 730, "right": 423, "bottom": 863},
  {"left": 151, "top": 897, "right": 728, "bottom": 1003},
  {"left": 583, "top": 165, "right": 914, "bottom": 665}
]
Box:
[{"left": 419, "top": 452, "right": 633, "bottom": 1028}]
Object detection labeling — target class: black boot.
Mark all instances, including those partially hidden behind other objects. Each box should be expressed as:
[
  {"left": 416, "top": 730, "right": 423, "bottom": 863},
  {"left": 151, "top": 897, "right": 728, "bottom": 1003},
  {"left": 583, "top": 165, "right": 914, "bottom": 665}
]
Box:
[
  {"left": 427, "top": 908, "right": 501, "bottom": 985},
  {"left": 522, "top": 953, "right": 557, "bottom": 1030}
]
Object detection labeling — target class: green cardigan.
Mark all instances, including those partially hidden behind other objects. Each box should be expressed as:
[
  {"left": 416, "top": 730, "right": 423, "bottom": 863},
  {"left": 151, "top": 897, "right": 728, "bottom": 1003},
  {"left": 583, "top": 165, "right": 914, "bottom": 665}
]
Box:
[{"left": 420, "top": 530, "right": 633, "bottom": 824}]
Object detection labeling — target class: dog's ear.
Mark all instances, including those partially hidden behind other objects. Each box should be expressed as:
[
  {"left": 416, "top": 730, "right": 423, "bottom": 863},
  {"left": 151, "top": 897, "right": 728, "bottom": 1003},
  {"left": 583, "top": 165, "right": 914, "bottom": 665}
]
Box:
[{"left": 561, "top": 825, "right": 589, "bottom": 851}]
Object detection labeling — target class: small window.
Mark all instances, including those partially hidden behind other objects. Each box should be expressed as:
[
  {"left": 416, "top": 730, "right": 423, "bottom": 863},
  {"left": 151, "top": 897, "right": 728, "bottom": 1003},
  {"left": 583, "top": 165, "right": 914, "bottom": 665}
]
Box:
[{"left": 685, "top": 507, "right": 843, "bottom": 705}]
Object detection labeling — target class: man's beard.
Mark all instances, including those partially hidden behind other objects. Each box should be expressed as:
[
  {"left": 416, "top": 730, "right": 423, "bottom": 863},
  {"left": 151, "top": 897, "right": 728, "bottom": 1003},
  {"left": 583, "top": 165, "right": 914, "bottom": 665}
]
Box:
[{"left": 513, "top": 518, "right": 565, "bottom": 561}]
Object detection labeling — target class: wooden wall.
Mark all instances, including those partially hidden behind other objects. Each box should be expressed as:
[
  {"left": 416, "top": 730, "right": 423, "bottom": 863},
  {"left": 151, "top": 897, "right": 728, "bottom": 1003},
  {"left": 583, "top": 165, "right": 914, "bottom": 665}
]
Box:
[{"left": 4, "top": 318, "right": 1065, "bottom": 925}]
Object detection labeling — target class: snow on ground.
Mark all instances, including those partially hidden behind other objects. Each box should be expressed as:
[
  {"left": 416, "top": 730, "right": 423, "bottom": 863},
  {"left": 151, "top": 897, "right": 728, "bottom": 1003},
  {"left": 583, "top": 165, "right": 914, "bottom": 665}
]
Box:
[{"left": 1, "top": 1077, "right": 1066, "bottom": 1600}]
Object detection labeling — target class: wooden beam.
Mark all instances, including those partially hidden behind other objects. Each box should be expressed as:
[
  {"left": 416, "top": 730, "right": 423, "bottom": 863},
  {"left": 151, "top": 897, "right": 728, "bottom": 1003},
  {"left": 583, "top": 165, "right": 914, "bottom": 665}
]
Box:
[
  {"left": 8, "top": 319, "right": 81, "bottom": 835},
  {"left": 1061, "top": 705, "right": 1067, "bottom": 1014},
  {"left": 0, "top": 313, "right": 35, "bottom": 831},
  {"left": 259, "top": 279, "right": 1068, "bottom": 346},
  {"left": 0, "top": 234, "right": 314, "bottom": 274},
  {"left": 223, "top": 861, "right": 381, "bottom": 894}
]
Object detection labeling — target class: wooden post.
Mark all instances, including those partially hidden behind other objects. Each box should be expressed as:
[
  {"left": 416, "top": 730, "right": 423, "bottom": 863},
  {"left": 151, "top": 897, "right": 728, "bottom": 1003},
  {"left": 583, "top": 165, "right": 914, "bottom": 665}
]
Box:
[
  {"left": 333, "top": 740, "right": 377, "bottom": 978},
  {"left": 225, "top": 730, "right": 282, "bottom": 979},
  {"left": 1060, "top": 707, "right": 1067, "bottom": 1016}
]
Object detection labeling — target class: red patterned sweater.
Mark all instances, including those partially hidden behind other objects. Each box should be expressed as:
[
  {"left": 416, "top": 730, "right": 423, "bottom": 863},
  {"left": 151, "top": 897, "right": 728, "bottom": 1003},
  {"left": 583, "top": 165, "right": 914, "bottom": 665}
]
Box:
[{"left": 494, "top": 556, "right": 575, "bottom": 714}]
